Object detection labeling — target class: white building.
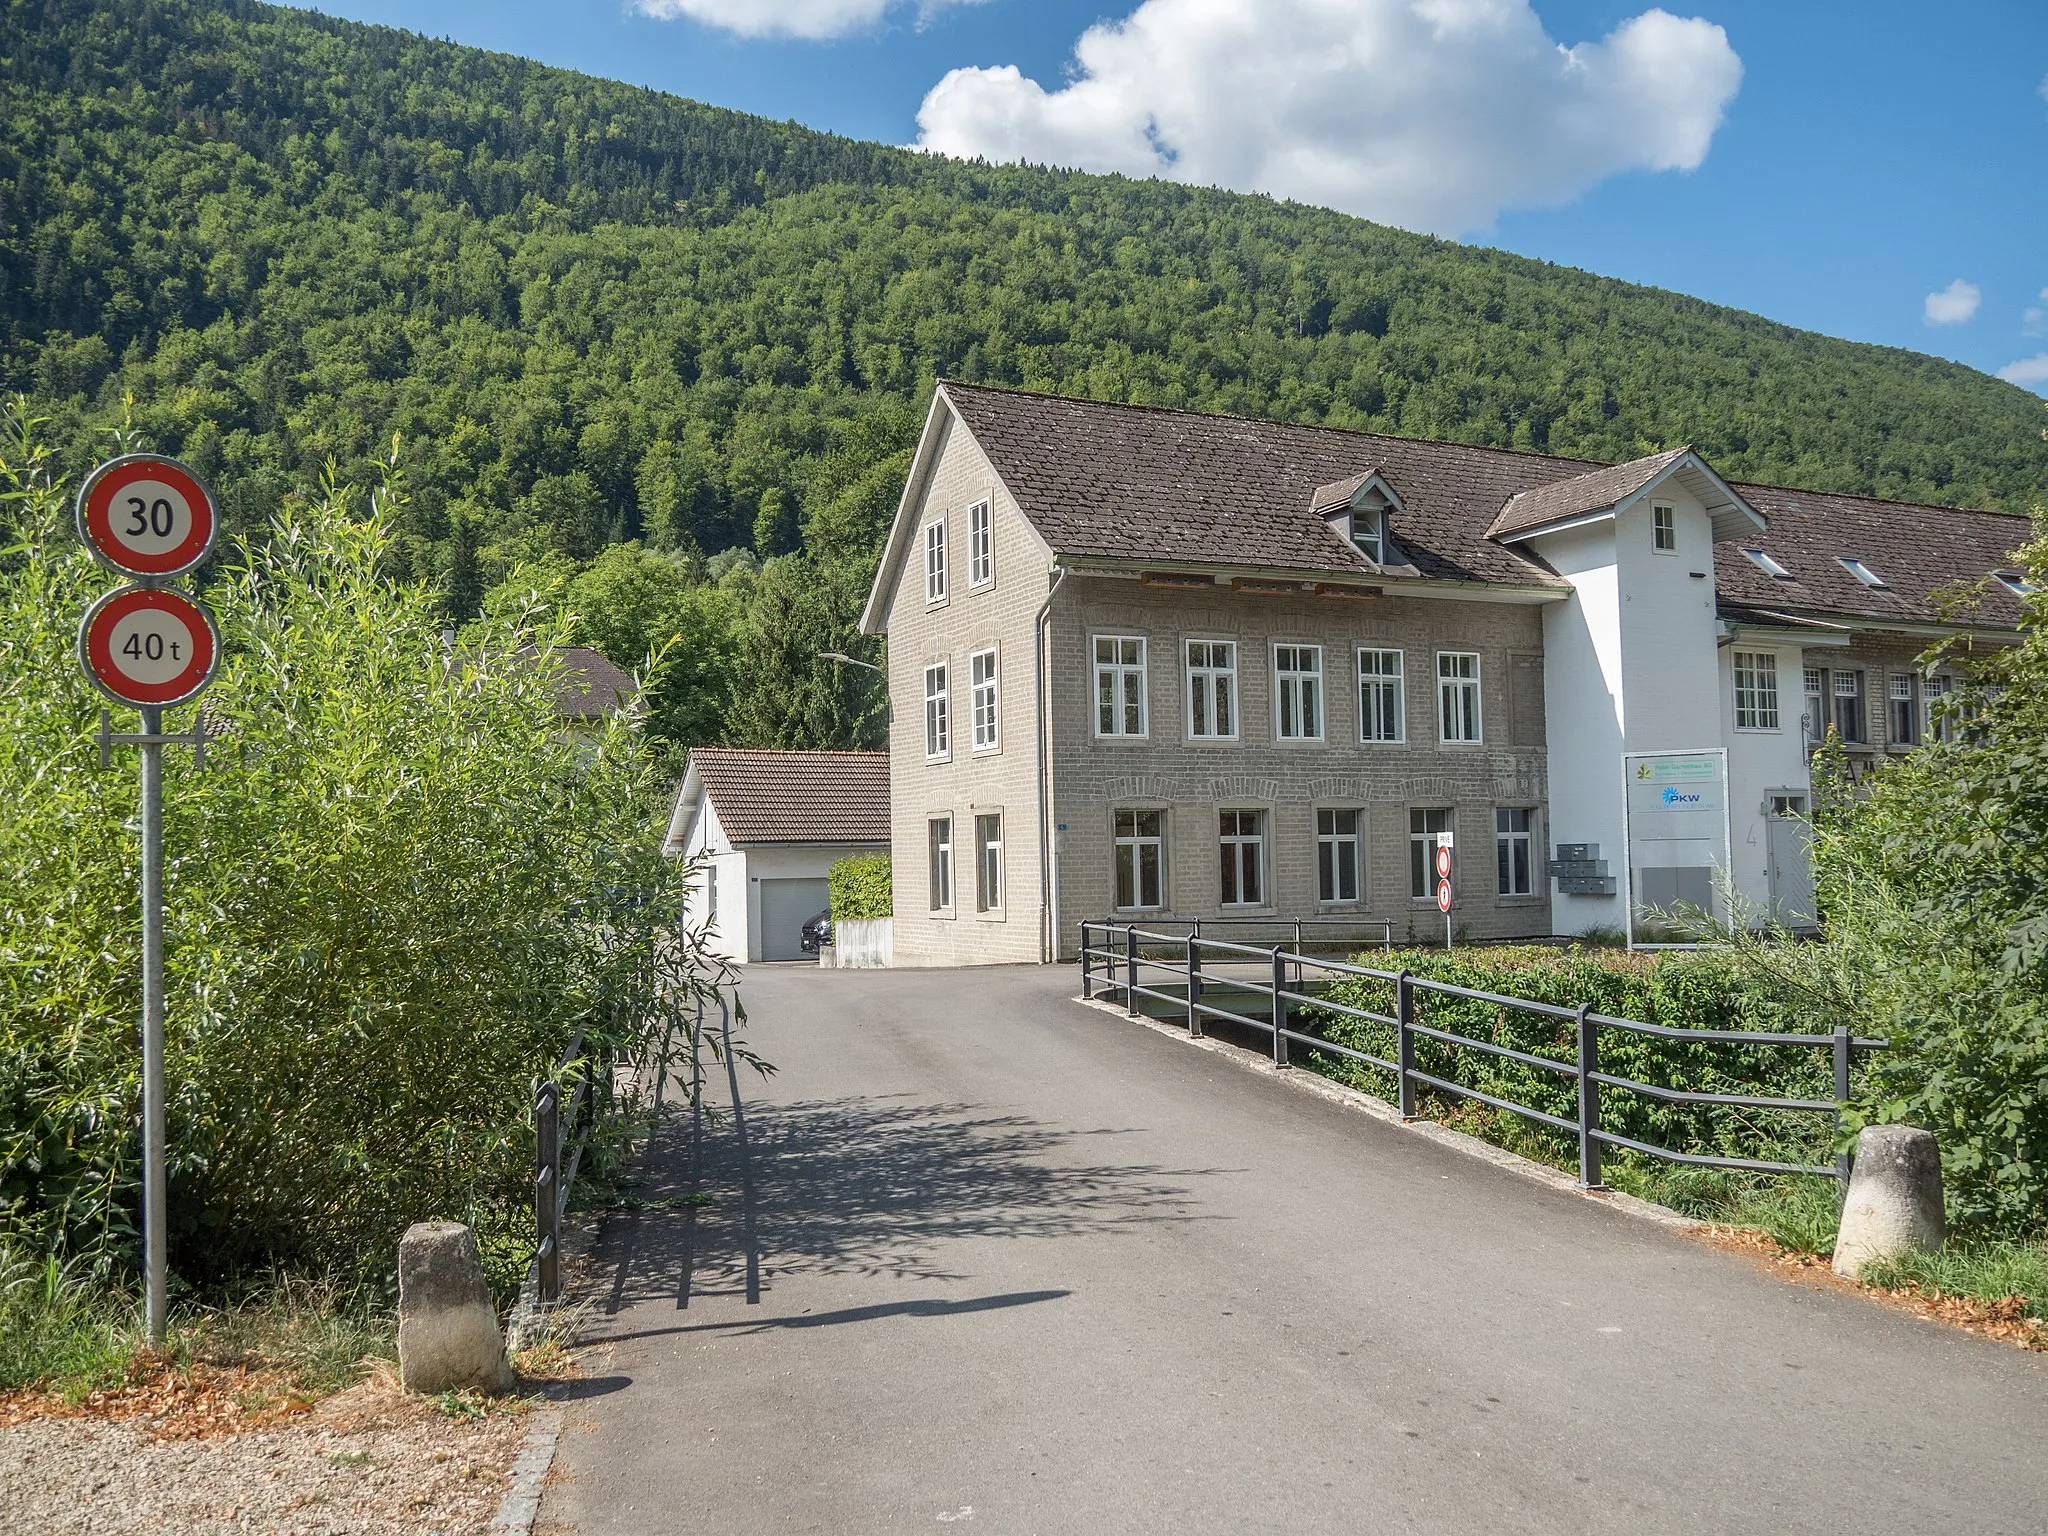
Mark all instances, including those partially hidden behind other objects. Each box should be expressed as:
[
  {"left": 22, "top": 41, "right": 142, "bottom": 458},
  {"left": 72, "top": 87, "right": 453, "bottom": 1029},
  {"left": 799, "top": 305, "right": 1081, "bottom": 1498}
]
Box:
[
  {"left": 665, "top": 748, "right": 889, "bottom": 963},
  {"left": 856, "top": 384, "right": 2029, "bottom": 962}
]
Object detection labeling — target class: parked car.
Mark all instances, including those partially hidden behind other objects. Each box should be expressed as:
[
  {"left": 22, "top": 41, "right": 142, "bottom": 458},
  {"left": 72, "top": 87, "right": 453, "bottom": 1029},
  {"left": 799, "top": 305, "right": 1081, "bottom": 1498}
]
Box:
[{"left": 800, "top": 910, "right": 832, "bottom": 954}]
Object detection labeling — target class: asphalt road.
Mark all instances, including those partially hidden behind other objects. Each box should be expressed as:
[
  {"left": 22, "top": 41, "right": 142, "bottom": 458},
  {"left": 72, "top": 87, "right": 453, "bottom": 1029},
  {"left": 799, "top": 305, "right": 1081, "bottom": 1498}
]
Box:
[{"left": 540, "top": 964, "right": 2048, "bottom": 1535}]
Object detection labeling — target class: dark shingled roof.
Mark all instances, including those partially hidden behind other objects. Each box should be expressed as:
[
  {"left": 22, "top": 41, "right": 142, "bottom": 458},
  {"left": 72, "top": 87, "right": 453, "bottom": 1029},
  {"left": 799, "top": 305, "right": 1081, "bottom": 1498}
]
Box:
[
  {"left": 937, "top": 383, "right": 2030, "bottom": 631},
  {"left": 689, "top": 748, "right": 889, "bottom": 845},
  {"left": 1487, "top": 446, "right": 1694, "bottom": 541},
  {"left": 555, "top": 646, "right": 637, "bottom": 720}
]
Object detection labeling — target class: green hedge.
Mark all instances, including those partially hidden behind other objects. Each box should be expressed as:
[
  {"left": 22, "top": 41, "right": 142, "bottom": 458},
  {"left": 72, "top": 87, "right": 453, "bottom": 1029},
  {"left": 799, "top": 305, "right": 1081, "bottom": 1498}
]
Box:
[
  {"left": 828, "top": 855, "right": 892, "bottom": 922},
  {"left": 1306, "top": 948, "right": 1841, "bottom": 1171}
]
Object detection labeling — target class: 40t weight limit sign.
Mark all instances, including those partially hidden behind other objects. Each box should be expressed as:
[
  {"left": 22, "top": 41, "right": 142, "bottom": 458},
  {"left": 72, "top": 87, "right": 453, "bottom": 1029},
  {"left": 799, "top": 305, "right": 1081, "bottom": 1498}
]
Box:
[{"left": 79, "top": 585, "right": 220, "bottom": 708}]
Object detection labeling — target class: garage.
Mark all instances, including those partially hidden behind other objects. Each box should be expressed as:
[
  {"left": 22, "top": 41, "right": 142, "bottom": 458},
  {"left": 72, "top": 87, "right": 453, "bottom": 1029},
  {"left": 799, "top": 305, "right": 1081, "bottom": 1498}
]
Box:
[{"left": 759, "top": 877, "right": 831, "bottom": 962}]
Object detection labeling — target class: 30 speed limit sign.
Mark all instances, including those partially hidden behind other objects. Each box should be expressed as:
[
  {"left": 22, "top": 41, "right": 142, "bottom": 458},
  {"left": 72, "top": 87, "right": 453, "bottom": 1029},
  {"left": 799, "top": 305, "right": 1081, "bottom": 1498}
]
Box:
[
  {"left": 76, "top": 454, "right": 219, "bottom": 577},
  {"left": 78, "top": 585, "right": 221, "bottom": 708}
]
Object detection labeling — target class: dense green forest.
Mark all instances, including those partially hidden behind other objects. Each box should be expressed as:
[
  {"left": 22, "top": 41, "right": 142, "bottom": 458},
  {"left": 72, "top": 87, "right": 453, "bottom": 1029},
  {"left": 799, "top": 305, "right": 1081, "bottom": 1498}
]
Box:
[{"left": 6, "top": 0, "right": 2047, "bottom": 755}]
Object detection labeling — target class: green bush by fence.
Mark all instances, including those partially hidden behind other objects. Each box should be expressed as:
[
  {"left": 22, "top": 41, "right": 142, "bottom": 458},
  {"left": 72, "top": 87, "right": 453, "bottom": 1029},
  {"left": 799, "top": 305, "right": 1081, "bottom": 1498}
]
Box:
[
  {"left": 0, "top": 406, "right": 730, "bottom": 1289},
  {"left": 828, "top": 855, "right": 892, "bottom": 922},
  {"left": 1307, "top": 947, "right": 1840, "bottom": 1172}
]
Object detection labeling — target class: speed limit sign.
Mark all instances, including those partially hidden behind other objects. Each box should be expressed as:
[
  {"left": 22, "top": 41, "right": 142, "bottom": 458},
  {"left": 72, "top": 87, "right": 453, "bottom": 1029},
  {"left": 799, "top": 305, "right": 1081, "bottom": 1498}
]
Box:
[
  {"left": 76, "top": 454, "right": 219, "bottom": 577},
  {"left": 78, "top": 585, "right": 221, "bottom": 708}
]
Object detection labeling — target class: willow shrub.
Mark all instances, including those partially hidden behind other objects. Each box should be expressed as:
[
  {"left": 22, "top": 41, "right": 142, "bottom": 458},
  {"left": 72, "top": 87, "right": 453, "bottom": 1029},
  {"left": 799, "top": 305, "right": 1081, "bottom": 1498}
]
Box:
[
  {"left": 1, "top": 407, "right": 727, "bottom": 1284},
  {"left": 1307, "top": 947, "right": 1838, "bottom": 1173}
]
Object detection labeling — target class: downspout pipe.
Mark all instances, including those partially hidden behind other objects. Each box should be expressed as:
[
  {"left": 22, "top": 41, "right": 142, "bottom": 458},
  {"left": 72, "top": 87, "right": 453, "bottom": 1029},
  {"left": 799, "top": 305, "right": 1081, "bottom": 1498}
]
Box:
[{"left": 1035, "top": 564, "right": 1069, "bottom": 964}]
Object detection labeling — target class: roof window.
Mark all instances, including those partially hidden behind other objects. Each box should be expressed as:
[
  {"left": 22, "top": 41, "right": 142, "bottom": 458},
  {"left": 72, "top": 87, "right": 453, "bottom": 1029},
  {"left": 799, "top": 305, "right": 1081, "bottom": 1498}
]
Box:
[
  {"left": 1995, "top": 569, "right": 2039, "bottom": 596},
  {"left": 1837, "top": 557, "right": 1888, "bottom": 589},
  {"left": 1740, "top": 546, "right": 1795, "bottom": 581}
]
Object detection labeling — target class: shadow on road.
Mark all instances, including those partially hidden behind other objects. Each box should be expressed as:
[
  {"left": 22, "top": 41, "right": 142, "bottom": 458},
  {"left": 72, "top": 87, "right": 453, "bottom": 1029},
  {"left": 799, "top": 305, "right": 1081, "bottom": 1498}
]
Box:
[
  {"left": 603, "top": 1289, "right": 1074, "bottom": 1345},
  {"left": 588, "top": 1090, "right": 1228, "bottom": 1320}
]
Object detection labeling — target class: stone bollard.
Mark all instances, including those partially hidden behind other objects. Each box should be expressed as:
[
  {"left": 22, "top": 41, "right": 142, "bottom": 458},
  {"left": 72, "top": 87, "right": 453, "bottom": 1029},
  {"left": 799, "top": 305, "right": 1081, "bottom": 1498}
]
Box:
[
  {"left": 1832, "top": 1125, "right": 1946, "bottom": 1279},
  {"left": 397, "top": 1220, "right": 516, "bottom": 1394}
]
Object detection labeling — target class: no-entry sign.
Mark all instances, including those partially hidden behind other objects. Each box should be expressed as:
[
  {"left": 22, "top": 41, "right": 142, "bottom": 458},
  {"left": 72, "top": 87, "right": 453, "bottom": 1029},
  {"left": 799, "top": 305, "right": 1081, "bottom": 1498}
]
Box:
[
  {"left": 76, "top": 454, "right": 219, "bottom": 577},
  {"left": 78, "top": 585, "right": 220, "bottom": 708}
]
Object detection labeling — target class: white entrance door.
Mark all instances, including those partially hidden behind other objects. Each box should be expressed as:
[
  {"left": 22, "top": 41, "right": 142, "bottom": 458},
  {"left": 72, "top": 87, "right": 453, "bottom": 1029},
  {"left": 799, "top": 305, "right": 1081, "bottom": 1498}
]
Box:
[
  {"left": 1764, "top": 795, "right": 1816, "bottom": 928},
  {"left": 759, "top": 877, "right": 830, "bottom": 962}
]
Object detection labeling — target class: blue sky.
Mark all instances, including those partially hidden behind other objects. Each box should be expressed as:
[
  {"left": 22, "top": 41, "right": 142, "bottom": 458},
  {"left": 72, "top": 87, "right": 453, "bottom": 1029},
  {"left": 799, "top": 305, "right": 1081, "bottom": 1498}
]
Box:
[{"left": 307, "top": 1, "right": 2048, "bottom": 394}]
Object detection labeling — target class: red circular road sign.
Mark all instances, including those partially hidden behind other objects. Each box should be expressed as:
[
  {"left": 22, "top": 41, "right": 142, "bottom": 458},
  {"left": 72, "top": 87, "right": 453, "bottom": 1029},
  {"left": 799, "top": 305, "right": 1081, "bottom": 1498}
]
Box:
[
  {"left": 1436, "top": 878, "right": 1454, "bottom": 913},
  {"left": 1435, "top": 845, "right": 1453, "bottom": 879},
  {"left": 78, "top": 585, "right": 220, "bottom": 708},
  {"left": 76, "top": 454, "right": 219, "bottom": 577}
]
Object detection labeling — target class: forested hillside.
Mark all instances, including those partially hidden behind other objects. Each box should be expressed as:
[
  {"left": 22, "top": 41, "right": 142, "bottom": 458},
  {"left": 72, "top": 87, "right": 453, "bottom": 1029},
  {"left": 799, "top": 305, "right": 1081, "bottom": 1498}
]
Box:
[{"left": 6, "top": 0, "right": 2046, "bottom": 754}]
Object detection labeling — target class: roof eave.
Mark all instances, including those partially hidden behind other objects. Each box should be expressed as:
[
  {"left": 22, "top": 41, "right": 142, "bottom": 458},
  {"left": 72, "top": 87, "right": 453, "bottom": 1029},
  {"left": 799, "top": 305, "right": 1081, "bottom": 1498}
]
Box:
[{"left": 1061, "top": 555, "right": 1569, "bottom": 604}]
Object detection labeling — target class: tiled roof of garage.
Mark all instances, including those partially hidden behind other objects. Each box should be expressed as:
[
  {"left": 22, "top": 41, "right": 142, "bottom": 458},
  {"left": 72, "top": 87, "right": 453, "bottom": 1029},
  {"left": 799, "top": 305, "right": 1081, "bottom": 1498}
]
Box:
[
  {"left": 937, "top": 383, "right": 2031, "bottom": 631},
  {"left": 689, "top": 748, "right": 890, "bottom": 845}
]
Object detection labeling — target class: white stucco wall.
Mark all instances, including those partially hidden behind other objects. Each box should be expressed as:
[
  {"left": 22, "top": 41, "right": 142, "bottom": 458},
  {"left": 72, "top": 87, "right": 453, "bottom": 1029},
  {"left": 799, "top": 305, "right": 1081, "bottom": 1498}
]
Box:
[
  {"left": 680, "top": 797, "right": 750, "bottom": 965},
  {"left": 1720, "top": 638, "right": 1812, "bottom": 917},
  {"left": 1538, "top": 524, "right": 1628, "bottom": 933}
]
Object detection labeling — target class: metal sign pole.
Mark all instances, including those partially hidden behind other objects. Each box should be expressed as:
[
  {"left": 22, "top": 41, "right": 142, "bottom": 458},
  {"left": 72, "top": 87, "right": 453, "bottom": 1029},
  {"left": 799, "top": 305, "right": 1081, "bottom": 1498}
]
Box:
[{"left": 139, "top": 704, "right": 168, "bottom": 1347}]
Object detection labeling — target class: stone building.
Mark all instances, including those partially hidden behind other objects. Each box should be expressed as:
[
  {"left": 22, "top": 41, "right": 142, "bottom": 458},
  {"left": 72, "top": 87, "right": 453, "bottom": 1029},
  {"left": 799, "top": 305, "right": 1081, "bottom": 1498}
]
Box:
[{"left": 859, "top": 384, "right": 2030, "bottom": 965}]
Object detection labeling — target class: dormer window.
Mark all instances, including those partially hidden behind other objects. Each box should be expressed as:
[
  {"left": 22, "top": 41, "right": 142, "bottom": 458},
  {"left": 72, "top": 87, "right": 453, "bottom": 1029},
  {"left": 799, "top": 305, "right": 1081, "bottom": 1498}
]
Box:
[
  {"left": 1838, "top": 557, "right": 1888, "bottom": 590},
  {"left": 1312, "top": 469, "right": 1403, "bottom": 568},
  {"left": 1740, "top": 546, "right": 1795, "bottom": 581},
  {"left": 1353, "top": 506, "right": 1387, "bottom": 565}
]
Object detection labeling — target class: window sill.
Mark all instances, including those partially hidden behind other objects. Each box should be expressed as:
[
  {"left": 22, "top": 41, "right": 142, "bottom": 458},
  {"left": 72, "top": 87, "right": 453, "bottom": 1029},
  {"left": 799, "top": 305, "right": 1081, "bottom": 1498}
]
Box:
[
  {"left": 974, "top": 908, "right": 1006, "bottom": 923},
  {"left": 970, "top": 744, "right": 1003, "bottom": 758},
  {"left": 928, "top": 909, "right": 956, "bottom": 922}
]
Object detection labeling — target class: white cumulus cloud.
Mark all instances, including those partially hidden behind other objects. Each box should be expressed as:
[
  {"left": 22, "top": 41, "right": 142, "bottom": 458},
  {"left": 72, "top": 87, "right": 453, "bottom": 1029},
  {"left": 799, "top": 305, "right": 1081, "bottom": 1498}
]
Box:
[
  {"left": 1998, "top": 355, "right": 2048, "bottom": 389},
  {"left": 913, "top": 0, "right": 1743, "bottom": 236},
  {"left": 634, "top": 0, "right": 980, "bottom": 42},
  {"left": 1923, "top": 278, "right": 1981, "bottom": 326},
  {"left": 2022, "top": 287, "right": 2048, "bottom": 337}
]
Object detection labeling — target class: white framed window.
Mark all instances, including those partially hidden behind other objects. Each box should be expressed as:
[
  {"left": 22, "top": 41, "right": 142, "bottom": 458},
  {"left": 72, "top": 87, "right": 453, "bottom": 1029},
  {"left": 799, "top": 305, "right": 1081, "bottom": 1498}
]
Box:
[
  {"left": 927, "top": 817, "right": 953, "bottom": 912},
  {"left": 1496, "top": 808, "right": 1533, "bottom": 896},
  {"left": 1114, "top": 809, "right": 1164, "bottom": 910},
  {"left": 923, "top": 662, "right": 950, "bottom": 761},
  {"left": 1733, "top": 652, "right": 1780, "bottom": 731},
  {"left": 1094, "top": 635, "right": 1147, "bottom": 738},
  {"left": 1186, "top": 640, "right": 1238, "bottom": 740},
  {"left": 975, "top": 812, "right": 1003, "bottom": 913},
  {"left": 967, "top": 499, "right": 993, "bottom": 588},
  {"left": 1358, "top": 648, "right": 1405, "bottom": 743},
  {"left": 1410, "top": 808, "right": 1452, "bottom": 900},
  {"left": 1219, "top": 810, "right": 1265, "bottom": 907},
  {"left": 1437, "top": 652, "right": 1482, "bottom": 744},
  {"left": 1353, "top": 511, "right": 1385, "bottom": 565},
  {"left": 1803, "top": 666, "right": 1827, "bottom": 747},
  {"left": 1317, "top": 809, "right": 1362, "bottom": 905},
  {"left": 1924, "top": 674, "right": 1956, "bottom": 744},
  {"left": 1652, "top": 502, "right": 1676, "bottom": 554},
  {"left": 970, "top": 648, "right": 999, "bottom": 752},
  {"left": 1273, "top": 644, "right": 1323, "bottom": 742},
  {"left": 1833, "top": 669, "right": 1866, "bottom": 744},
  {"left": 924, "top": 518, "right": 947, "bottom": 604},
  {"left": 1888, "top": 674, "right": 1919, "bottom": 747}
]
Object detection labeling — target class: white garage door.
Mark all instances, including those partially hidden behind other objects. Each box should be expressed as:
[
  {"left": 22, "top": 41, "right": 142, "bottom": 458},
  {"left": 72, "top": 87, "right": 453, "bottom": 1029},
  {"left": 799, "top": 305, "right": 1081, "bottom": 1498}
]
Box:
[{"left": 759, "top": 877, "right": 830, "bottom": 962}]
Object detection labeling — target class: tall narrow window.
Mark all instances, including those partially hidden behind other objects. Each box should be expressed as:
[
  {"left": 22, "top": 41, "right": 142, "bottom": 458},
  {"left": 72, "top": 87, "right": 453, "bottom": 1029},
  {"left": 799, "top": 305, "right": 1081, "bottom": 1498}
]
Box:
[
  {"left": 923, "top": 662, "right": 950, "bottom": 761},
  {"left": 975, "top": 813, "right": 1003, "bottom": 913},
  {"left": 1317, "top": 809, "right": 1362, "bottom": 905},
  {"left": 1888, "top": 675, "right": 1919, "bottom": 747},
  {"left": 1353, "top": 511, "right": 1385, "bottom": 565},
  {"left": 1438, "top": 652, "right": 1482, "bottom": 744},
  {"left": 1114, "top": 809, "right": 1164, "bottom": 910},
  {"left": 1359, "top": 649, "right": 1405, "bottom": 743},
  {"left": 924, "top": 519, "right": 947, "bottom": 604},
  {"left": 967, "top": 499, "right": 992, "bottom": 588},
  {"left": 1833, "top": 669, "right": 1866, "bottom": 744},
  {"left": 1924, "top": 674, "right": 1955, "bottom": 744},
  {"left": 1410, "top": 808, "right": 1452, "bottom": 899},
  {"left": 1186, "top": 640, "right": 1237, "bottom": 740},
  {"left": 1496, "top": 808, "right": 1533, "bottom": 896},
  {"left": 1274, "top": 644, "right": 1323, "bottom": 741},
  {"left": 1094, "top": 635, "right": 1148, "bottom": 738},
  {"left": 927, "top": 817, "right": 953, "bottom": 912},
  {"left": 1733, "top": 652, "right": 1780, "bottom": 730},
  {"left": 1804, "top": 667, "right": 1827, "bottom": 747},
  {"left": 970, "top": 648, "right": 999, "bottom": 751},
  {"left": 1652, "top": 503, "right": 1676, "bottom": 553},
  {"left": 1219, "top": 810, "right": 1264, "bottom": 906}
]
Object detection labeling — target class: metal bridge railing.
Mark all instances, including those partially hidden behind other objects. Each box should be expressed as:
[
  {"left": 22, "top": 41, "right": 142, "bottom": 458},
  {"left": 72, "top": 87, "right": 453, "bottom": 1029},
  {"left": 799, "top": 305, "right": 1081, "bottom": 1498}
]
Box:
[{"left": 1078, "top": 920, "right": 1884, "bottom": 1191}]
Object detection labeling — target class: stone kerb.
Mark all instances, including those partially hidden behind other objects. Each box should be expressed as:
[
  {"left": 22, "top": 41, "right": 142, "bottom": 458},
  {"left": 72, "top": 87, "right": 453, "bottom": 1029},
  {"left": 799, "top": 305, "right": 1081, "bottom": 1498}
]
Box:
[{"left": 397, "top": 1219, "right": 517, "bottom": 1394}]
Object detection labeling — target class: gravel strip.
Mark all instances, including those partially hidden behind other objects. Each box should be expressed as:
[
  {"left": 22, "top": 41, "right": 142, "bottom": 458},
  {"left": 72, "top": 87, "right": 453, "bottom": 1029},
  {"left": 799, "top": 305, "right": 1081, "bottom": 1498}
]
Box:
[{"left": 0, "top": 1381, "right": 532, "bottom": 1536}]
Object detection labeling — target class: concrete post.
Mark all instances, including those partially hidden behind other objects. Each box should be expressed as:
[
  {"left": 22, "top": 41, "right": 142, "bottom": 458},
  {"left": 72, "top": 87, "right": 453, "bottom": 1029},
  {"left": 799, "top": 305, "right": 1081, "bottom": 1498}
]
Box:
[
  {"left": 1832, "top": 1125, "right": 1946, "bottom": 1279},
  {"left": 397, "top": 1220, "right": 517, "bottom": 1394}
]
